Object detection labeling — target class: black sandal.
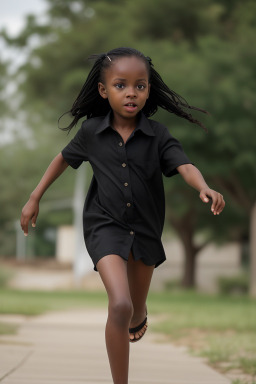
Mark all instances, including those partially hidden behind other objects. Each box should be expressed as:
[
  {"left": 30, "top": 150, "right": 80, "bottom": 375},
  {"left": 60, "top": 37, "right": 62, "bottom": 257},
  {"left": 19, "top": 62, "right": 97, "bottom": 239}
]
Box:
[{"left": 129, "top": 316, "right": 148, "bottom": 343}]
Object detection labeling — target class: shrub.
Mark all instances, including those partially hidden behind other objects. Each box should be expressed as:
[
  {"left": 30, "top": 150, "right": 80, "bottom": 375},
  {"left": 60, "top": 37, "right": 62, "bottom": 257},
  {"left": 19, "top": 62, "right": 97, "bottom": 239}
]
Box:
[
  {"left": 218, "top": 273, "right": 249, "bottom": 295},
  {"left": 0, "top": 266, "right": 15, "bottom": 288}
]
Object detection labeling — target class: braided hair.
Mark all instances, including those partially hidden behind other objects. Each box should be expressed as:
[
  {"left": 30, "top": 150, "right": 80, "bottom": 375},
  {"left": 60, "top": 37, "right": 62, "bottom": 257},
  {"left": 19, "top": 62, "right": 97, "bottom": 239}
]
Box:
[{"left": 60, "top": 47, "right": 208, "bottom": 132}]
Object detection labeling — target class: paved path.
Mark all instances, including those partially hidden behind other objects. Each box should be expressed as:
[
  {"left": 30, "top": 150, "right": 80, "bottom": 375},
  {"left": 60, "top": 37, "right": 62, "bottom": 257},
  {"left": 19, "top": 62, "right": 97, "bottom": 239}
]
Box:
[{"left": 0, "top": 309, "right": 231, "bottom": 384}]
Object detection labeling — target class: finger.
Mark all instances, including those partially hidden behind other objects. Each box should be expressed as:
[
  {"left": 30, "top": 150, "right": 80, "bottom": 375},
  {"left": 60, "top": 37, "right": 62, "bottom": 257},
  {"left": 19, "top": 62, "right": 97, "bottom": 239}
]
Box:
[
  {"left": 212, "top": 193, "right": 225, "bottom": 215},
  {"left": 21, "top": 212, "right": 30, "bottom": 236},
  {"left": 22, "top": 219, "right": 29, "bottom": 236},
  {"left": 216, "top": 195, "right": 225, "bottom": 214},
  {"left": 32, "top": 213, "right": 38, "bottom": 228},
  {"left": 200, "top": 191, "right": 210, "bottom": 203},
  {"left": 211, "top": 194, "right": 219, "bottom": 215},
  {"left": 214, "top": 194, "right": 221, "bottom": 214}
]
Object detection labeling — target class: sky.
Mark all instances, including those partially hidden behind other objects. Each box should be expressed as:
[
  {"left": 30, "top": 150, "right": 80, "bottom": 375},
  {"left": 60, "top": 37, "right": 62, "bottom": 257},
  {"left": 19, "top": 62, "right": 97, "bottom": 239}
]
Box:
[
  {"left": 0, "top": 1, "right": 48, "bottom": 144},
  {"left": 0, "top": 0, "right": 48, "bottom": 36},
  {"left": 0, "top": 0, "right": 49, "bottom": 64}
]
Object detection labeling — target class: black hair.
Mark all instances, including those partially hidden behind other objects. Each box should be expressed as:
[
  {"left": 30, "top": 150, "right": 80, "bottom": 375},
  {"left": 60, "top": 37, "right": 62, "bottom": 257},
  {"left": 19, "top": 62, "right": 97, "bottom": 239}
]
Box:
[{"left": 59, "top": 47, "right": 208, "bottom": 132}]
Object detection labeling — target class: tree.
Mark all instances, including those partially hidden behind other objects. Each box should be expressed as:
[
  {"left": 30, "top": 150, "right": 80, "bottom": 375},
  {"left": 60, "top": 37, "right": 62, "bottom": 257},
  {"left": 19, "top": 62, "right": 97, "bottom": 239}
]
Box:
[
  {"left": 0, "top": 0, "right": 255, "bottom": 293},
  {"left": 157, "top": 34, "right": 255, "bottom": 288},
  {"left": 131, "top": 0, "right": 256, "bottom": 289}
]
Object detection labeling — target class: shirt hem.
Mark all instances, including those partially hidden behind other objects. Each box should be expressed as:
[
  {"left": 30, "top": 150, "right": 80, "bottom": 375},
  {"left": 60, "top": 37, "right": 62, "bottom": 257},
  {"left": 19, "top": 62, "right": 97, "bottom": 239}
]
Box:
[{"left": 91, "top": 250, "right": 128, "bottom": 271}]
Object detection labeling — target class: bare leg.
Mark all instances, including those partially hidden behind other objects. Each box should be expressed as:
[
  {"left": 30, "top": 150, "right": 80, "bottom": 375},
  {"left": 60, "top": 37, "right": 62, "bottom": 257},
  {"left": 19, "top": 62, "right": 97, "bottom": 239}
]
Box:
[
  {"left": 127, "top": 252, "right": 155, "bottom": 341},
  {"left": 97, "top": 254, "right": 133, "bottom": 384}
]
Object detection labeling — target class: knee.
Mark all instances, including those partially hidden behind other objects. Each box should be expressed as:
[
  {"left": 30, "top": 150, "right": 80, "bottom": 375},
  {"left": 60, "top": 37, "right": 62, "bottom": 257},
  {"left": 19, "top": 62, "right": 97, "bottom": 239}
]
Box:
[{"left": 108, "top": 298, "right": 133, "bottom": 327}]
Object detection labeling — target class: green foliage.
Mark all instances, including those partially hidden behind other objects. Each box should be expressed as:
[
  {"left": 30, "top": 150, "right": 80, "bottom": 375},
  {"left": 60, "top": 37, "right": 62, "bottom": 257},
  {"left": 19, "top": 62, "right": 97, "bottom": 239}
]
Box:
[
  {"left": 218, "top": 273, "right": 249, "bottom": 295},
  {"left": 0, "top": 267, "right": 15, "bottom": 288},
  {"left": 0, "top": 60, "right": 9, "bottom": 114},
  {"left": 0, "top": 138, "right": 74, "bottom": 255},
  {"left": 0, "top": 0, "right": 255, "bottom": 259},
  {"left": 164, "top": 278, "right": 183, "bottom": 291},
  {"left": 129, "top": 0, "right": 224, "bottom": 42},
  {"left": 239, "top": 357, "right": 256, "bottom": 376}
]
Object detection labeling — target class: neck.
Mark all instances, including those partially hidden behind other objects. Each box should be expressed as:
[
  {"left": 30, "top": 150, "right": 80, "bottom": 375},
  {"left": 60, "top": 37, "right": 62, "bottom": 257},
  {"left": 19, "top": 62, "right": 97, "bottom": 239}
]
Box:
[{"left": 111, "top": 112, "right": 139, "bottom": 130}]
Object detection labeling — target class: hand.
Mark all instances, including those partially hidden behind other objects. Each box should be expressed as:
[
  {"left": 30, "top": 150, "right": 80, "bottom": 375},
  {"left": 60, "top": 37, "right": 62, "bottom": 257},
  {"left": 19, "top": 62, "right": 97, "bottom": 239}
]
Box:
[
  {"left": 20, "top": 197, "right": 39, "bottom": 236},
  {"left": 199, "top": 188, "right": 225, "bottom": 215}
]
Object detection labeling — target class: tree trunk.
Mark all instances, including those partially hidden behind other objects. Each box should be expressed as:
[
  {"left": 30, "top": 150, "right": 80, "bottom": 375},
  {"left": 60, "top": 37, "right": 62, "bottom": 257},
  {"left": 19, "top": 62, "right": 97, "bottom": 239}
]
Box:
[
  {"left": 249, "top": 201, "right": 256, "bottom": 297},
  {"left": 167, "top": 209, "right": 205, "bottom": 289},
  {"left": 181, "top": 234, "right": 198, "bottom": 288}
]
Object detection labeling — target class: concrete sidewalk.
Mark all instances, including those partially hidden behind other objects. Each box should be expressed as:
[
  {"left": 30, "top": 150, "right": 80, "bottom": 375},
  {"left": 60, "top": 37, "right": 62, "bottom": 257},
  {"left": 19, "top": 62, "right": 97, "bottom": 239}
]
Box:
[{"left": 0, "top": 309, "right": 231, "bottom": 384}]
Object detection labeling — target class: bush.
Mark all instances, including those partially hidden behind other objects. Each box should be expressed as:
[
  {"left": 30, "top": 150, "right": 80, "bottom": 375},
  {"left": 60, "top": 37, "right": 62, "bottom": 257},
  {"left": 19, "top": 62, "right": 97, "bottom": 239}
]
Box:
[
  {"left": 164, "top": 278, "right": 183, "bottom": 291},
  {"left": 0, "top": 266, "right": 15, "bottom": 288},
  {"left": 218, "top": 273, "right": 249, "bottom": 295}
]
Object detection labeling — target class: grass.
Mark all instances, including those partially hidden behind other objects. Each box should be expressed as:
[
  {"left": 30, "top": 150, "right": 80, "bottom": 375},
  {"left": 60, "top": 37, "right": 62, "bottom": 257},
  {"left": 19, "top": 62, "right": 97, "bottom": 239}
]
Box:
[
  {"left": 148, "top": 291, "right": 256, "bottom": 332},
  {"left": 0, "top": 322, "right": 18, "bottom": 335},
  {"left": 148, "top": 290, "right": 256, "bottom": 384},
  {"left": 0, "top": 288, "right": 107, "bottom": 316},
  {"left": 0, "top": 288, "right": 255, "bottom": 383},
  {"left": 232, "top": 381, "right": 256, "bottom": 384},
  {"left": 0, "top": 267, "right": 15, "bottom": 288},
  {"left": 0, "top": 288, "right": 107, "bottom": 336}
]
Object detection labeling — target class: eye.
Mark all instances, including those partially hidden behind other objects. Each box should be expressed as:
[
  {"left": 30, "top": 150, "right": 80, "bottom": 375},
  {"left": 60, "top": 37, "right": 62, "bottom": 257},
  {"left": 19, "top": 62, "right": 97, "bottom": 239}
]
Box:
[
  {"left": 137, "top": 84, "right": 146, "bottom": 90},
  {"left": 115, "top": 83, "right": 124, "bottom": 89}
]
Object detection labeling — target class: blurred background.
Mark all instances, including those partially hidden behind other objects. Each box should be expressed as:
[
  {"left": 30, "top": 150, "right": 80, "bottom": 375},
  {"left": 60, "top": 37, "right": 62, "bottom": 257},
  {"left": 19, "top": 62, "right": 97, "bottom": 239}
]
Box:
[{"left": 0, "top": 0, "right": 255, "bottom": 295}]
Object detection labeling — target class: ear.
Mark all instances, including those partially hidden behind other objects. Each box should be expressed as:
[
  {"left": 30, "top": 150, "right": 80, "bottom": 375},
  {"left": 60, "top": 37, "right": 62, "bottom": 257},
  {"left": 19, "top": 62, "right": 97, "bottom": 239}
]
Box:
[{"left": 98, "top": 82, "right": 108, "bottom": 99}]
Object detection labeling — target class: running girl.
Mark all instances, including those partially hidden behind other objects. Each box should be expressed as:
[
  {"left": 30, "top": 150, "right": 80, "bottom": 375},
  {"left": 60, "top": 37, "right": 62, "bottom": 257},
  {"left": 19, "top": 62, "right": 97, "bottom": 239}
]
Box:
[{"left": 21, "top": 47, "right": 225, "bottom": 384}]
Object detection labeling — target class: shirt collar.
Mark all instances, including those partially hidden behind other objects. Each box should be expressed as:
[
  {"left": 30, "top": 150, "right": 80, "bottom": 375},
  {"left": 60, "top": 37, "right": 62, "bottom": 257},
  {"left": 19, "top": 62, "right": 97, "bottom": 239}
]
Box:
[{"left": 95, "top": 111, "right": 155, "bottom": 137}]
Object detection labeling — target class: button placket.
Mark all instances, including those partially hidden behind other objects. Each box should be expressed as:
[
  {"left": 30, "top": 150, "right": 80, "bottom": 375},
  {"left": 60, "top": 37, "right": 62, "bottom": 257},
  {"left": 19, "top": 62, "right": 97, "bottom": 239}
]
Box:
[
  {"left": 114, "top": 132, "right": 135, "bottom": 236},
  {"left": 118, "top": 139, "right": 134, "bottom": 224}
]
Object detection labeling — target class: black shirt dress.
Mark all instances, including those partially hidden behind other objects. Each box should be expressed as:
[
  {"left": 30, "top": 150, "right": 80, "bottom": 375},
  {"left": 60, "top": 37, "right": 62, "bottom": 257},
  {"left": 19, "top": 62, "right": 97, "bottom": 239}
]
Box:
[{"left": 62, "top": 111, "right": 192, "bottom": 271}]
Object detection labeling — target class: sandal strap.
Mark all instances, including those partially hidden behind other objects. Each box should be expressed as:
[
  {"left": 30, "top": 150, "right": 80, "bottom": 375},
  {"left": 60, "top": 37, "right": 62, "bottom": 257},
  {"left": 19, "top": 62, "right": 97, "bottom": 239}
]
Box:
[{"left": 129, "top": 316, "right": 147, "bottom": 334}]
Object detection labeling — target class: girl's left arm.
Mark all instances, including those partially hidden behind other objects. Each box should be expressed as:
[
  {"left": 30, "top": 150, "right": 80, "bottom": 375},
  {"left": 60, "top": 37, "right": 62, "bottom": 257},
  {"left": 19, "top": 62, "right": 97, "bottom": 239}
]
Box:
[{"left": 177, "top": 164, "right": 225, "bottom": 215}]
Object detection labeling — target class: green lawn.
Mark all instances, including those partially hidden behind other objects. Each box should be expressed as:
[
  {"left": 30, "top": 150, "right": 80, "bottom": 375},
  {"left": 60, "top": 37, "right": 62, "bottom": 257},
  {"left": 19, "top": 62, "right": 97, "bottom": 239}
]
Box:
[
  {"left": 0, "top": 288, "right": 107, "bottom": 316},
  {"left": 0, "top": 288, "right": 255, "bottom": 384},
  {"left": 148, "top": 291, "right": 256, "bottom": 384}
]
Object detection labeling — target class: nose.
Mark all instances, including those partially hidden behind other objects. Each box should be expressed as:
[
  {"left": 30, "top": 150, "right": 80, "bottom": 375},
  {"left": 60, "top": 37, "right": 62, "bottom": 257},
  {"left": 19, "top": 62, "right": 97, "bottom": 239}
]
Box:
[{"left": 126, "top": 86, "right": 137, "bottom": 98}]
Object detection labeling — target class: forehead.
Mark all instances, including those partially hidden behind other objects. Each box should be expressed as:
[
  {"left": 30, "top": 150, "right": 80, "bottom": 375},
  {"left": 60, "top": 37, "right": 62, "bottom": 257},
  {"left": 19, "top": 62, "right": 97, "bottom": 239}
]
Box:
[{"left": 104, "top": 56, "right": 149, "bottom": 80}]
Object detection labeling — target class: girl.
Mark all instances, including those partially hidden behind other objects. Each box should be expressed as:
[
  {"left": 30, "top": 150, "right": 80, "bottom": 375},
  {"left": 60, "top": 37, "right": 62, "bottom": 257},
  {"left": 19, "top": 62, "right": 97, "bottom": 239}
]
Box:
[{"left": 21, "top": 47, "right": 225, "bottom": 384}]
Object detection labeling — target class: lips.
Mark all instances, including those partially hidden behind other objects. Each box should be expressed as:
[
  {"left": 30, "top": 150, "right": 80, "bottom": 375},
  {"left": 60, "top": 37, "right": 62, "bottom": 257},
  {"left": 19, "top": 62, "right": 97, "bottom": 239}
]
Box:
[
  {"left": 125, "top": 103, "right": 137, "bottom": 107},
  {"left": 124, "top": 102, "right": 138, "bottom": 112}
]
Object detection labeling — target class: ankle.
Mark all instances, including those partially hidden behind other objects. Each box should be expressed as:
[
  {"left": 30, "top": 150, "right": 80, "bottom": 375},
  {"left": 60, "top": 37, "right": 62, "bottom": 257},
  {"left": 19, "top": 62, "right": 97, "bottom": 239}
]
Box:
[{"left": 130, "top": 309, "right": 147, "bottom": 327}]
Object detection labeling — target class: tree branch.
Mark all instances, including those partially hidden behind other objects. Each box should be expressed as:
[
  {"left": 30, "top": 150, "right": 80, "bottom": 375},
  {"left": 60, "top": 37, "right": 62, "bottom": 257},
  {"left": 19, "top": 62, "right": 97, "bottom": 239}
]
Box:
[{"left": 212, "top": 174, "right": 252, "bottom": 213}]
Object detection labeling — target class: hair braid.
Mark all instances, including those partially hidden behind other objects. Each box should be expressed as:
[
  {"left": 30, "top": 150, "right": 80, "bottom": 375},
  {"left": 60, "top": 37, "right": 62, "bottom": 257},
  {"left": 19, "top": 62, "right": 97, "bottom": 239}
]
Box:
[
  {"left": 142, "top": 65, "right": 208, "bottom": 131},
  {"left": 59, "top": 47, "right": 208, "bottom": 132}
]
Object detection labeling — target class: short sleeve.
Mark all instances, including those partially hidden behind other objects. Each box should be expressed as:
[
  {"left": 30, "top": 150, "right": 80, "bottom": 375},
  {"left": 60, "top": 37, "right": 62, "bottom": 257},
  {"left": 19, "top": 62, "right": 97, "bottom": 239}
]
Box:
[
  {"left": 159, "top": 127, "right": 192, "bottom": 177},
  {"left": 61, "top": 121, "right": 88, "bottom": 169}
]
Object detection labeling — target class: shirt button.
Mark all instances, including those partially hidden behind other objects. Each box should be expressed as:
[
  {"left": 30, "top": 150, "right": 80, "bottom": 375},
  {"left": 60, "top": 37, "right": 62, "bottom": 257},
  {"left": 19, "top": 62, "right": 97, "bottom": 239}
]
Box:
[
  {"left": 119, "top": 142, "right": 123, "bottom": 146},
  {"left": 127, "top": 203, "right": 131, "bottom": 207},
  {"left": 124, "top": 182, "right": 128, "bottom": 187},
  {"left": 122, "top": 163, "right": 127, "bottom": 167},
  {"left": 130, "top": 231, "right": 134, "bottom": 235}
]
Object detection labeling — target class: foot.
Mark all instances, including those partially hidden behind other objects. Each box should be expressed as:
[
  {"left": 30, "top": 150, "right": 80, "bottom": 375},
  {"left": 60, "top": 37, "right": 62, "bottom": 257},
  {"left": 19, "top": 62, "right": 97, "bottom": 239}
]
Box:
[{"left": 129, "top": 309, "right": 148, "bottom": 343}]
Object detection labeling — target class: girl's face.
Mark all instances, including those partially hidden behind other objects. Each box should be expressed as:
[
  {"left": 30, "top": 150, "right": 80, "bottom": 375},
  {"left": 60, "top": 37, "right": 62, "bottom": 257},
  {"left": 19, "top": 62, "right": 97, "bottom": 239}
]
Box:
[{"left": 98, "top": 56, "right": 150, "bottom": 120}]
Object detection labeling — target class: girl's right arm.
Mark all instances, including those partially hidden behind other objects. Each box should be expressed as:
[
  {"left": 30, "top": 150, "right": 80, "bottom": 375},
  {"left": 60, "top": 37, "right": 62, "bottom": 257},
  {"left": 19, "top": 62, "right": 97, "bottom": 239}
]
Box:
[{"left": 20, "top": 152, "right": 69, "bottom": 236}]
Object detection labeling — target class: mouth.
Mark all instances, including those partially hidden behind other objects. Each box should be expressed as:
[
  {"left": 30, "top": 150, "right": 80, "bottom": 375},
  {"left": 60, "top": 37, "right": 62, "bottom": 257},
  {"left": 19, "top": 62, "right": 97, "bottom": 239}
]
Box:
[{"left": 124, "top": 102, "right": 138, "bottom": 112}]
